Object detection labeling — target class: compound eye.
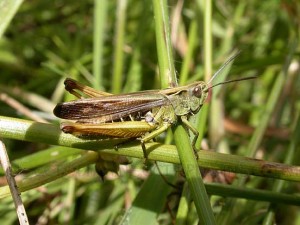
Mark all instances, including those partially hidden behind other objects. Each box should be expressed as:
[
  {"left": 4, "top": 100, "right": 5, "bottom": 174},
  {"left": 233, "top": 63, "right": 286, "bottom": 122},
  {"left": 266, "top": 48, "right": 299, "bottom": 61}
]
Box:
[{"left": 192, "top": 86, "right": 202, "bottom": 98}]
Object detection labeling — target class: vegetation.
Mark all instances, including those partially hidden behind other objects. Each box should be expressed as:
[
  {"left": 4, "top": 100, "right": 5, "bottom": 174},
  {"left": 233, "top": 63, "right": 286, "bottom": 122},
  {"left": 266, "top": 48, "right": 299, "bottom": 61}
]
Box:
[{"left": 0, "top": 1, "right": 300, "bottom": 224}]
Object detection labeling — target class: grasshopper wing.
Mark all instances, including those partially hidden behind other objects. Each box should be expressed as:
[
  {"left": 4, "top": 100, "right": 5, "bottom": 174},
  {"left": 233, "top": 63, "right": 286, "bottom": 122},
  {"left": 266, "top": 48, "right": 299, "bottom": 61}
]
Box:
[{"left": 53, "top": 91, "right": 170, "bottom": 122}]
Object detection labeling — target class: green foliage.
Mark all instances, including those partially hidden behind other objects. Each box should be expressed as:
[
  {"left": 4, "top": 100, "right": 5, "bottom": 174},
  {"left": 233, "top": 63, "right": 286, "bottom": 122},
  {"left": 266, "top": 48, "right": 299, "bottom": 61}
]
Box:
[{"left": 1, "top": 0, "right": 300, "bottom": 224}]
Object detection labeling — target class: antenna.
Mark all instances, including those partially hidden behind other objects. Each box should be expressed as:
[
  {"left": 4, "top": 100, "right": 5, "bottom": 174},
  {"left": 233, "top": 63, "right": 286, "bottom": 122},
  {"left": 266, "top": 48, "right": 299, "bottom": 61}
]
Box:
[
  {"left": 207, "top": 50, "right": 241, "bottom": 85},
  {"left": 208, "top": 76, "right": 257, "bottom": 90}
]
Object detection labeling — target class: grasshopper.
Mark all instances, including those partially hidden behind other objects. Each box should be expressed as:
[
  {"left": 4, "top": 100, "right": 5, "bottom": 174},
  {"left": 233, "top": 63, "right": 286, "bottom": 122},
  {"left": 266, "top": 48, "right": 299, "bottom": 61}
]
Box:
[{"left": 53, "top": 56, "right": 255, "bottom": 158}]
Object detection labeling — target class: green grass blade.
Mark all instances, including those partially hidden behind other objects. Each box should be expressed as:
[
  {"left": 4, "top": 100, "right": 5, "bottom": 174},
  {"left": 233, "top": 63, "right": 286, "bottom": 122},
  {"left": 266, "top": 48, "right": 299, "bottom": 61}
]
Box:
[
  {"left": 173, "top": 125, "right": 216, "bottom": 224},
  {"left": 179, "top": 20, "right": 198, "bottom": 85},
  {"left": 0, "top": 0, "right": 23, "bottom": 38},
  {"left": 152, "top": 0, "right": 177, "bottom": 87},
  {"left": 112, "top": 0, "right": 127, "bottom": 93},
  {"left": 119, "top": 162, "right": 175, "bottom": 225},
  {"left": 93, "top": 0, "right": 108, "bottom": 89}
]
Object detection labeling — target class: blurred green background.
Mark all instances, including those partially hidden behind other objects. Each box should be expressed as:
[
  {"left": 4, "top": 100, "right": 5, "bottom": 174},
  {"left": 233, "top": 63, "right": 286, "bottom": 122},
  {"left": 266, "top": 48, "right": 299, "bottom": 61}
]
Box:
[{"left": 0, "top": 1, "right": 300, "bottom": 224}]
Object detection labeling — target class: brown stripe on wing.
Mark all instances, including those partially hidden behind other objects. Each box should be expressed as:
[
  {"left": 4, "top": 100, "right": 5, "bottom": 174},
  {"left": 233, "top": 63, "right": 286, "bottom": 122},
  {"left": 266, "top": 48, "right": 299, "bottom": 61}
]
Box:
[{"left": 54, "top": 94, "right": 169, "bottom": 120}]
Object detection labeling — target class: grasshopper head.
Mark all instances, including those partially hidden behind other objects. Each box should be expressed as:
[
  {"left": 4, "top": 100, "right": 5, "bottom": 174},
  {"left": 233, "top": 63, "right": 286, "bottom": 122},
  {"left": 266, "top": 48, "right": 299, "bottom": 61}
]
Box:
[{"left": 188, "top": 81, "right": 209, "bottom": 114}]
